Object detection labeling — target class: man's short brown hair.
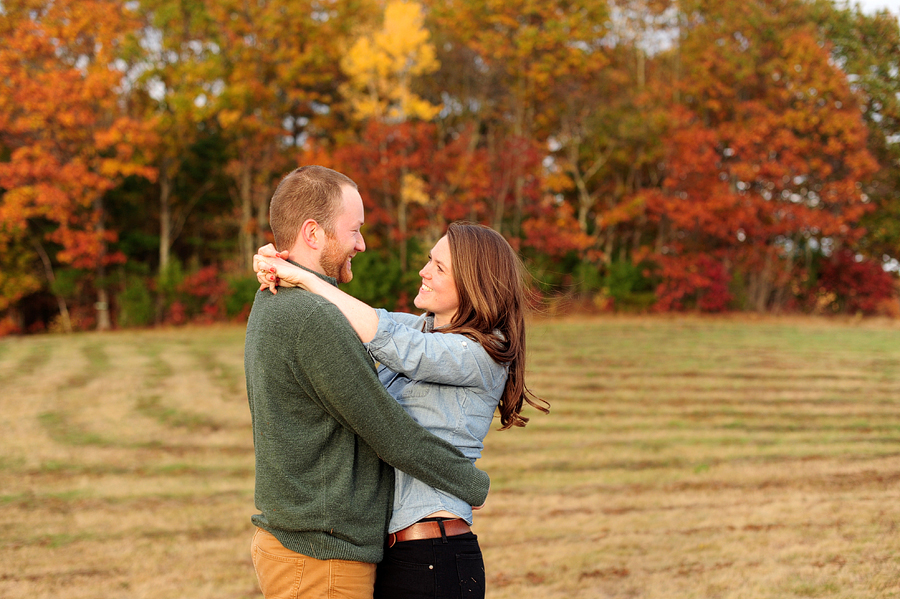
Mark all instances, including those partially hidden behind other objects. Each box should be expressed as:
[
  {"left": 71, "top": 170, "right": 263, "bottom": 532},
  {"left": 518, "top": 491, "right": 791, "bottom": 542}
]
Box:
[{"left": 269, "top": 166, "right": 358, "bottom": 250}]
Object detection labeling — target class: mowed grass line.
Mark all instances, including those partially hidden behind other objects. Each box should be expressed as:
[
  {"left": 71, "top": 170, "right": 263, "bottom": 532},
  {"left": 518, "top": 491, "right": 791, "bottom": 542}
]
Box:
[
  {"left": 477, "top": 316, "right": 900, "bottom": 599},
  {"left": 0, "top": 325, "right": 258, "bottom": 599},
  {"left": 1, "top": 316, "right": 899, "bottom": 598}
]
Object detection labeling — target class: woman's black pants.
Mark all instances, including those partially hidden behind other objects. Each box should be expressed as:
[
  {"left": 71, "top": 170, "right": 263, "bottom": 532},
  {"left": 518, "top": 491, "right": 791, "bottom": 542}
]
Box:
[{"left": 374, "top": 532, "right": 485, "bottom": 599}]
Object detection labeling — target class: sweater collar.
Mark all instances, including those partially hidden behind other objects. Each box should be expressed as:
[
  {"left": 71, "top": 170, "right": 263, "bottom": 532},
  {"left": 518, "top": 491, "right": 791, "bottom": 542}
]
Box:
[{"left": 286, "top": 259, "right": 338, "bottom": 287}]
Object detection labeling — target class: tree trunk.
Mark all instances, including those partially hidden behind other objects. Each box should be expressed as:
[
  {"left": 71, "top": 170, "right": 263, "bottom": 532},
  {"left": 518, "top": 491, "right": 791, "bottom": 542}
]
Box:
[
  {"left": 398, "top": 200, "right": 408, "bottom": 273},
  {"left": 750, "top": 248, "right": 776, "bottom": 312},
  {"left": 95, "top": 286, "right": 111, "bottom": 331},
  {"left": 159, "top": 158, "right": 172, "bottom": 273},
  {"left": 513, "top": 174, "right": 525, "bottom": 239},
  {"left": 255, "top": 184, "right": 269, "bottom": 256},
  {"left": 637, "top": 48, "right": 646, "bottom": 89},
  {"left": 94, "top": 195, "right": 111, "bottom": 331},
  {"left": 30, "top": 236, "right": 72, "bottom": 334},
  {"left": 238, "top": 160, "right": 253, "bottom": 269},
  {"left": 604, "top": 225, "right": 617, "bottom": 266},
  {"left": 253, "top": 144, "right": 277, "bottom": 255},
  {"left": 489, "top": 131, "right": 510, "bottom": 233}
]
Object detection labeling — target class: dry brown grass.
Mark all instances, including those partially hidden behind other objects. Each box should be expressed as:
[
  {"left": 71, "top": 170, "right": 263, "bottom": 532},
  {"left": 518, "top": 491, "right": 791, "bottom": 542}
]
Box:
[{"left": 1, "top": 315, "right": 899, "bottom": 598}]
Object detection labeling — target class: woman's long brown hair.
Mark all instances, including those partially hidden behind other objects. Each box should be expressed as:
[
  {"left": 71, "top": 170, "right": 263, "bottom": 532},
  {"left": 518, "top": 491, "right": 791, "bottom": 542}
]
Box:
[{"left": 437, "top": 222, "right": 549, "bottom": 430}]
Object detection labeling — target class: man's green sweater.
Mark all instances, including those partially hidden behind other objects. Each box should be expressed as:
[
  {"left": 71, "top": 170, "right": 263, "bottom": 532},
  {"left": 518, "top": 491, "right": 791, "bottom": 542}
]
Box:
[{"left": 244, "top": 270, "right": 490, "bottom": 564}]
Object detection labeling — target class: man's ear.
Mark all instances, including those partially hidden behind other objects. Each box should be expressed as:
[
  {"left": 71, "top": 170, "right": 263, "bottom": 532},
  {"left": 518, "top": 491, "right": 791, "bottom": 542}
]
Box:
[{"left": 299, "top": 219, "right": 324, "bottom": 250}]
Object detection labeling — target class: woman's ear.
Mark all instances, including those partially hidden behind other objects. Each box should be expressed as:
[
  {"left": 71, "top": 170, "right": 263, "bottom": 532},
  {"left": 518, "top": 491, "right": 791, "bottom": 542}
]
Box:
[{"left": 299, "top": 219, "right": 324, "bottom": 250}]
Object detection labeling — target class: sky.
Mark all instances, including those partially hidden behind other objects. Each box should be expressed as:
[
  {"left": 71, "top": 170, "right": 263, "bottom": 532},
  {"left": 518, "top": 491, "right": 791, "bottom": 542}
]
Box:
[{"left": 853, "top": 0, "right": 900, "bottom": 17}]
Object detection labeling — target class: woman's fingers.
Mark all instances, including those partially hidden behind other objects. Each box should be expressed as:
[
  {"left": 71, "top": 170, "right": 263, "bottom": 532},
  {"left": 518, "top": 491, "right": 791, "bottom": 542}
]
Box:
[
  {"left": 257, "top": 243, "right": 279, "bottom": 258},
  {"left": 254, "top": 255, "right": 271, "bottom": 272}
]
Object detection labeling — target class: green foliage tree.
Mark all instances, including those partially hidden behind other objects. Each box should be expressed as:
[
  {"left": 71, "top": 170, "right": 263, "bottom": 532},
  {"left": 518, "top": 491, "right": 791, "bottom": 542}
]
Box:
[
  {"left": 814, "top": 2, "right": 900, "bottom": 269},
  {"left": 135, "top": 0, "right": 219, "bottom": 275}
]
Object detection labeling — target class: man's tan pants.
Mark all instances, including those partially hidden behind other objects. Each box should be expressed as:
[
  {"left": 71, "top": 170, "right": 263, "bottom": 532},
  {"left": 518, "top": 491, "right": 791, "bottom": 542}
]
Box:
[{"left": 251, "top": 527, "right": 376, "bottom": 599}]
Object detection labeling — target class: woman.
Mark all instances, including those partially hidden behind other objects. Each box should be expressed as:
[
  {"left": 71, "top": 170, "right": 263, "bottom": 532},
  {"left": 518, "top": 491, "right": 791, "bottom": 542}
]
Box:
[{"left": 254, "top": 221, "right": 548, "bottom": 599}]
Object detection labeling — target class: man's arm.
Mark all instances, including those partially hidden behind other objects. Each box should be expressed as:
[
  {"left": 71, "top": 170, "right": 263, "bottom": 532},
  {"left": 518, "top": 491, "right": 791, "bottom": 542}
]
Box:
[{"left": 294, "top": 299, "right": 490, "bottom": 507}]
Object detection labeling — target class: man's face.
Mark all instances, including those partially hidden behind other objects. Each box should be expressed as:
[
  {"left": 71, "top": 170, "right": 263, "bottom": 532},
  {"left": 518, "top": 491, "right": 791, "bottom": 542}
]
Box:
[{"left": 320, "top": 186, "right": 366, "bottom": 284}]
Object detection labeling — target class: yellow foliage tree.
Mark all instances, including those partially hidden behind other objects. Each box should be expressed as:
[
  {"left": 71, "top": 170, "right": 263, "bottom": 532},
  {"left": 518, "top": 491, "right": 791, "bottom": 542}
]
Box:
[
  {"left": 341, "top": 0, "right": 441, "bottom": 122},
  {"left": 338, "top": 1, "right": 443, "bottom": 272}
]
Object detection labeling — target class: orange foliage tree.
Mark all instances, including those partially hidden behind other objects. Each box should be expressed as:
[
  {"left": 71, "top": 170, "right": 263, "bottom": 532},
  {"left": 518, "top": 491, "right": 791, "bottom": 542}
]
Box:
[
  {"left": 0, "top": 0, "right": 156, "bottom": 331},
  {"left": 546, "top": 0, "right": 676, "bottom": 290}
]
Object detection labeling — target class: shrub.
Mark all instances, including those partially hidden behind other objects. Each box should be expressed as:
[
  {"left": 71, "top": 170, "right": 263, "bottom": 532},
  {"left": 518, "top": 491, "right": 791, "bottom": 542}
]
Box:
[
  {"left": 604, "top": 260, "right": 658, "bottom": 312},
  {"left": 117, "top": 276, "right": 155, "bottom": 327},
  {"left": 177, "top": 265, "right": 229, "bottom": 323},
  {"left": 340, "top": 249, "right": 405, "bottom": 310},
  {"left": 654, "top": 254, "right": 733, "bottom": 313},
  {"left": 225, "top": 274, "right": 260, "bottom": 319},
  {"left": 0, "top": 315, "right": 22, "bottom": 337},
  {"left": 815, "top": 250, "right": 896, "bottom": 315}
]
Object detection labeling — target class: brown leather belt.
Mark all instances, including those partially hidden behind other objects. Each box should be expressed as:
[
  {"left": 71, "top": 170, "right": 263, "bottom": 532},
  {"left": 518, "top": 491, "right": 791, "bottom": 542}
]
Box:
[{"left": 388, "top": 518, "right": 471, "bottom": 548}]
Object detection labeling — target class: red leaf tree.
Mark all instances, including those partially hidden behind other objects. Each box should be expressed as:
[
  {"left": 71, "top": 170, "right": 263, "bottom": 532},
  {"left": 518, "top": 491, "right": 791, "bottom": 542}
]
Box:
[{"left": 647, "top": 0, "right": 879, "bottom": 312}]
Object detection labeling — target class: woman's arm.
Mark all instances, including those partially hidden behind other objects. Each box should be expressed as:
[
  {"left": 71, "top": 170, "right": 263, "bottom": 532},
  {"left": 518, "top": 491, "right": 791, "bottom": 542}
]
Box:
[
  {"left": 254, "top": 245, "right": 379, "bottom": 343},
  {"left": 366, "top": 309, "right": 505, "bottom": 391}
]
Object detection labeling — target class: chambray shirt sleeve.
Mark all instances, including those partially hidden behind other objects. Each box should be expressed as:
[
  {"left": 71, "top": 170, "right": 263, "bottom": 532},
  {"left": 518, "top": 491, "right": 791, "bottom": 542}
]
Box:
[
  {"left": 365, "top": 308, "right": 502, "bottom": 391},
  {"left": 380, "top": 310, "right": 425, "bottom": 329}
]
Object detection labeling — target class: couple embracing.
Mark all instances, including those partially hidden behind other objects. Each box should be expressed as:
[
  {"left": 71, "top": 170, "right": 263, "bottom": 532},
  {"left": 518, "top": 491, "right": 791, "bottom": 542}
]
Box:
[{"left": 244, "top": 165, "right": 547, "bottom": 599}]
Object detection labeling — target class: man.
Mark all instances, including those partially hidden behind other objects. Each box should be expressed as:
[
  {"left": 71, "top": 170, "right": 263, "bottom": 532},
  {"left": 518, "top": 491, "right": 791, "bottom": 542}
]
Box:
[{"left": 244, "top": 165, "right": 490, "bottom": 599}]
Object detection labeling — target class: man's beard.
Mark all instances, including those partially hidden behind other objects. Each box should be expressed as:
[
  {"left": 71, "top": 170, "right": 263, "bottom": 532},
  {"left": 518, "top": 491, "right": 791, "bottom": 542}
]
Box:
[{"left": 321, "top": 235, "right": 353, "bottom": 284}]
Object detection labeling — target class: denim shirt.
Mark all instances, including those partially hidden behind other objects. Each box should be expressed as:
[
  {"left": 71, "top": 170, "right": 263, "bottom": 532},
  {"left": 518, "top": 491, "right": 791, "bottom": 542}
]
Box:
[{"left": 365, "top": 309, "right": 508, "bottom": 533}]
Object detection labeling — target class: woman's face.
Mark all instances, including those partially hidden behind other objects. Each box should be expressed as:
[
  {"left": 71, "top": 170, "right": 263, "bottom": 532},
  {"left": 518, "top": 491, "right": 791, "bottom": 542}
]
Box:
[{"left": 414, "top": 235, "right": 460, "bottom": 327}]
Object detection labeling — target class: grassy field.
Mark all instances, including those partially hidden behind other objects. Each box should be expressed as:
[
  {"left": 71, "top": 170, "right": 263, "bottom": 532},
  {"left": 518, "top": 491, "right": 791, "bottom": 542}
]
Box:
[{"left": 1, "top": 315, "right": 899, "bottom": 598}]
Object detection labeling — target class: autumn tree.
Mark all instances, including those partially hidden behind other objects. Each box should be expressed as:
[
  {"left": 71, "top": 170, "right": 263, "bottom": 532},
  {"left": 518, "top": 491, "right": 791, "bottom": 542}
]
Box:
[
  {"left": 3, "top": 0, "right": 897, "bottom": 333},
  {"left": 423, "top": 0, "right": 610, "bottom": 238},
  {"left": 338, "top": 0, "right": 443, "bottom": 271},
  {"left": 548, "top": 0, "right": 676, "bottom": 284},
  {"left": 0, "top": 0, "right": 156, "bottom": 331},
  {"left": 206, "top": 0, "right": 377, "bottom": 269},
  {"left": 135, "top": 0, "right": 220, "bottom": 277},
  {"left": 647, "top": 0, "right": 879, "bottom": 311},
  {"left": 816, "top": 2, "right": 900, "bottom": 270}
]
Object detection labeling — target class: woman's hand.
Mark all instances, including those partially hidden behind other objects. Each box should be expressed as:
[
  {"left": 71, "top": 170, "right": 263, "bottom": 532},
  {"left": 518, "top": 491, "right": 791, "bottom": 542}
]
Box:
[
  {"left": 254, "top": 244, "right": 284, "bottom": 294},
  {"left": 253, "top": 244, "right": 317, "bottom": 294},
  {"left": 253, "top": 243, "right": 379, "bottom": 342}
]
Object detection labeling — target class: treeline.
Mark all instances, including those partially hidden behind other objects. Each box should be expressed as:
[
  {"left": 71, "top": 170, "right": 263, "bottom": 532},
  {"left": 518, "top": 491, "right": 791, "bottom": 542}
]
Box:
[{"left": 1, "top": 0, "right": 898, "bottom": 334}]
